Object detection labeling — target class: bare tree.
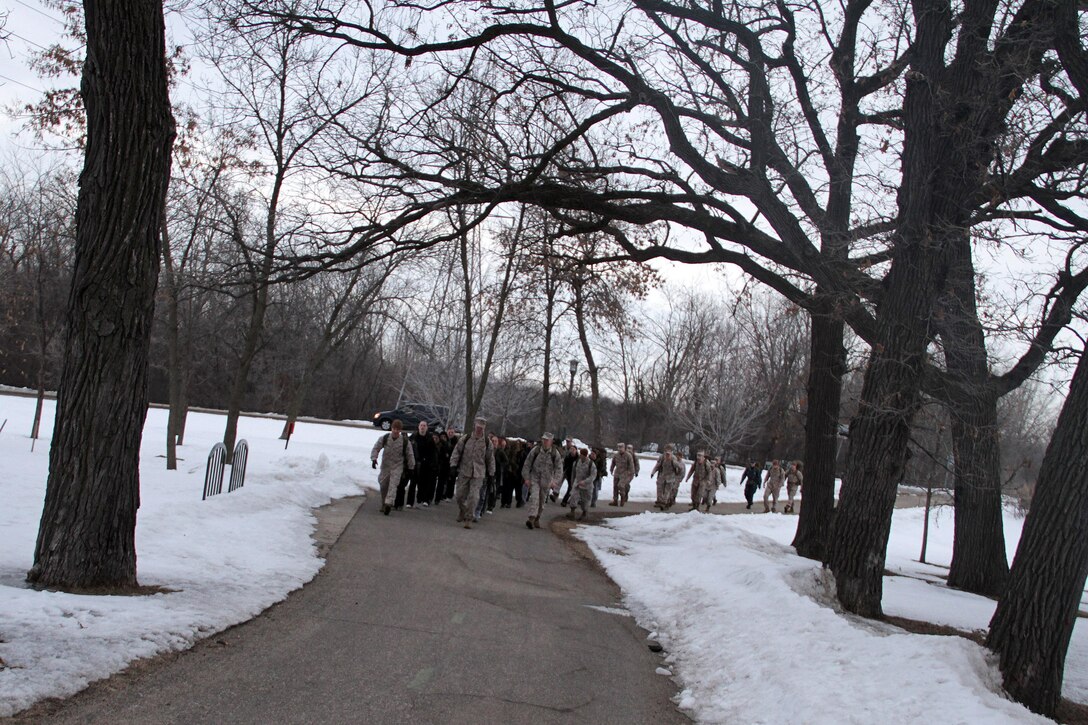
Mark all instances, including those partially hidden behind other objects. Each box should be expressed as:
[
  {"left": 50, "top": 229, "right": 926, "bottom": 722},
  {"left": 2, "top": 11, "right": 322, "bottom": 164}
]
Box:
[
  {"left": 277, "top": 258, "right": 400, "bottom": 437},
  {"left": 159, "top": 132, "right": 240, "bottom": 468},
  {"left": 0, "top": 160, "right": 74, "bottom": 442},
  {"left": 197, "top": 10, "right": 373, "bottom": 459},
  {"left": 559, "top": 231, "right": 657, "bottom": 444}
]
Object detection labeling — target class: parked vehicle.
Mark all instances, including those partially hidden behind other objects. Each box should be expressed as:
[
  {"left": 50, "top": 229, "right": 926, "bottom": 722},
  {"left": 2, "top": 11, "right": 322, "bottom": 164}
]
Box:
[{"left": 371, "top": 403, "right": 450, "bottom": 432}]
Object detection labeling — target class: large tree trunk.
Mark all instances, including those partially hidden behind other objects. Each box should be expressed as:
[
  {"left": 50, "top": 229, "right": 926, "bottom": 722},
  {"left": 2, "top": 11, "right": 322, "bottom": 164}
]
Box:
[
  {"left": 27, "top": 0, "right": 174, "bottom": 590},
  {"left": 940, "top": 234, "right": 1008, "bottom": 595},
  {"left": 946, "top": 392, "right": 1007, "bottom": 594},
  {"left": 792, "top": 300, "right": 844, "bottom": 560},
  {"left": 986, "top": 347, "right": 1088, "bottom": 717},
  {"left": 826, "top": 0, "right": 971, "bottom": 615},
  {"left": 826, "top": 237, "right": 945, "bottom": 616}
]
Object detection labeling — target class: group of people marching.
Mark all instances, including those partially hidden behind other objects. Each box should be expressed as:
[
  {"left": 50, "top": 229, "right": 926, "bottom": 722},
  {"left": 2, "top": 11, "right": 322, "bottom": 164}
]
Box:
[
  {"left": 739, "top": 458, "right": 805, "bottom": 513},
  {"left": 371, "top": 415, "right": 804, "bottom": 530}
]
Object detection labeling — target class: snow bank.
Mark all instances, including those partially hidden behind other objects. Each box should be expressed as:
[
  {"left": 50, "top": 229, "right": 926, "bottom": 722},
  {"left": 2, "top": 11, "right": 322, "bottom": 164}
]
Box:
[
  {"left": 575, "top": 512, "right": 1053, "bottom": 724},
  {"left": 0, "top": 394, "right": 379, "bottom": 716}
]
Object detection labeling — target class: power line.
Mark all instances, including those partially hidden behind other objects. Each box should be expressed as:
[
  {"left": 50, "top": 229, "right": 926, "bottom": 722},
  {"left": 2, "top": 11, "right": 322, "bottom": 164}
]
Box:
[
  {"left": 0, "top": 73, "right": 44, "bottom": 94},
  {"left": 7, "top": 29, "right": 52, "bottom": 52},
  {"left": 12, "top": 0, "right": 66, "bottom": 26}
]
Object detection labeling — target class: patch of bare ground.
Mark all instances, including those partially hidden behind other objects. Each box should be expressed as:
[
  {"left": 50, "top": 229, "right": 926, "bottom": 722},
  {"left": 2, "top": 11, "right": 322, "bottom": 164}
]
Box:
[
  {"left": 549, "top": 516, "right": 601, "bottom": 563},
  {"left": 1057, "top": 699, "right": 1088, "bottom": 724},
  {"left": 25, "top": 583, "right": 177, "bottom": 596},
  {"left": 883, "top": 614, "right": 986, "bottom": 645}
]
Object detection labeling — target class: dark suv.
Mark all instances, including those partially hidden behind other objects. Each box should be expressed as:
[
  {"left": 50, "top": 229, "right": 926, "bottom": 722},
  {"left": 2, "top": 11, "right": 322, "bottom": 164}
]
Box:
[{"left": 371, "top": 403, "right": 450, "bottom": 433}]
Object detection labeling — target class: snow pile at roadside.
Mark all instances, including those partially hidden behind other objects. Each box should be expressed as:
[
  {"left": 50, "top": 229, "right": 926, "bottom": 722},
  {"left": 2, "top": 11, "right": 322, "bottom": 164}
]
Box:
[
  {"left": 574, "top": 512, "right": 1049, "bottom": 724},
  {"left": 0, "top": 395, "right": 373, "bottom": 717},
  {"left": 727, "top": 507, "right": 1088, "bottom": 707}
]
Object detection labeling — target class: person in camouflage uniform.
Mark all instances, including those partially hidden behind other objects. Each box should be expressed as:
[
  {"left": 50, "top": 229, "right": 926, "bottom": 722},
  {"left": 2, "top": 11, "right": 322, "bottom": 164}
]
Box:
[
  {"left": 522, "top": 432, "right": 565, "bottom": 529},
  {"left": 651, "top": 444, "right": 686, "bottom": 510},
  {"left": 609, "top": 442, "right": 636, "bottom": 507},
  {"left": 450, "top": 417, "right": 495, "bottom": 529},
  {"left": 567, "top": 448, "right": 596, "bottom": 520},
  {"left": 784, "top": 461, "right": 804, "bottom": 514},
  {"left": 702, "top": 456, "right": 725, "bottom": 511},
  {"left": 371, "top": 419, "right": 416, "bottom": 515},
  {"left": 763, "top": 459, "right": 785, "bottom": 513},
  {"left": 685, "top": 451, "right": 715, "bottom": 511},
  {"left": 709, "top": 455, "right": 726, "bottom": 505}
]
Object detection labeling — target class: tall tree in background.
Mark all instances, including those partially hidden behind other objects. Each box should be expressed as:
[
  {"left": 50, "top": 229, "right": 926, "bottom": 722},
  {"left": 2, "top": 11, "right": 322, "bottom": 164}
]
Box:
[
  {"left": 27, "top": 0, "right": 175, "bottom": 589},
  {"left": 0, "top": 162, "right": 75, "bottom": 444},
  {"left": 161, "top": 135, "right": 234, "bottom": 469},
  {"left": 277, "top": 259, "right": 399, "bottom": 438},
  {"left": 199, "top": 11, "right": 370, "bottom": 460},
  {"left": 562, "top": 232, "right": 658, "bottom": 444}
]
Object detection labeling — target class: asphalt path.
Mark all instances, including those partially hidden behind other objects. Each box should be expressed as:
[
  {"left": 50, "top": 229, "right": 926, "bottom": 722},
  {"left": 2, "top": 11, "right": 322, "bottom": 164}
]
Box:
[{"left": 27, "top": 497, "right": 690, "bottom": 725}]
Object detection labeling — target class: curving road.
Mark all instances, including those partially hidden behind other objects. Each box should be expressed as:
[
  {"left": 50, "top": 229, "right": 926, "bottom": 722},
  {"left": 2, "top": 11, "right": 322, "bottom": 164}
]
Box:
[{"left": 25, "top": 498, "right": 689, "bottom": 725}]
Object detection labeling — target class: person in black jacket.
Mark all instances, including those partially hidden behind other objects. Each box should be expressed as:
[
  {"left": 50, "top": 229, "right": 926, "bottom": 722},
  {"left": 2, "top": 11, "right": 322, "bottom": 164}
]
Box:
[
  {"left": 591, "top": 446, "right": 608, "bottom": 507},
  {"left": 499, "top": 438, "right": 524, "bottom": 508},
  {"left": 559, "top": 441, "right": 578, "bottom": 506},
  {"left": 740, "top": 460, "right": 762, "bottom": 510},
  {"left": 436, "top": 431, "right": 454, "bottom": 502},
  {"left": 405, "top": 421, "right": 437, "bottom": 507}
]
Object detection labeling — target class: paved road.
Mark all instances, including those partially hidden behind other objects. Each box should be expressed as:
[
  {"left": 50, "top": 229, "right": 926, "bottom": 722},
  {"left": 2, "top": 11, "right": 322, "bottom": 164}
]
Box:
[{"left": 27, "top": 499, "right": 689, "bottom": 725}]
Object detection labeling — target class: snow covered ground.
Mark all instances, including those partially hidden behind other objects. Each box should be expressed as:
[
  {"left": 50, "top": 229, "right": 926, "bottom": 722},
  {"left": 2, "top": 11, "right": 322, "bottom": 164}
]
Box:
[
  {"left": 0, "top": 393, "right": 385, "bottom": 717},
  {"left": 3, "top": 390, "right": 1083, "bottom": 722},
  {"left": 575, "top": 508, "right": 1088, "bottom": 723}
]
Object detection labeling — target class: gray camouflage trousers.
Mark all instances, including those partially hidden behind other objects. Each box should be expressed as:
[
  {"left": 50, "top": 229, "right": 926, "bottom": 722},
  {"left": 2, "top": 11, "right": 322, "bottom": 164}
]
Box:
[
  {"left": 697, "top": 480, "right": 716, "bottom": 508},
  {"left": 570, "top": 483, "right": 592, "bottom": 515},
  {"left": 655, "top": 478, "right": 671, "bottom": 506},
  {"left": 612, "top": 473, "right": 634, "bottom": 504},
  {"left": 528, "top": 481, "right": 552, "bottom": 520},
  {"left": 456, "top": 475, "right": 485, "bottom": 522},
  {"left": 379, "top": 466, "right": 405, "bottom": 506}
]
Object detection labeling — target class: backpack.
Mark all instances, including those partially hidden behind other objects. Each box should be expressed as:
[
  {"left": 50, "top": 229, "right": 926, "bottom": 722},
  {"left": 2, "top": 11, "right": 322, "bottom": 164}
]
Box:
[
  {"left": 526, "top": 444, "right": 558, "bottom": 476},
  {"left": 453, "top": 433, "right": 493, "bottom": 470}
]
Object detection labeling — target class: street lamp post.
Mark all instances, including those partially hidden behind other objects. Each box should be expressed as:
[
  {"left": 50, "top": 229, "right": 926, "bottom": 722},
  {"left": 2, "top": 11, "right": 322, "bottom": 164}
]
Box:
[
  {"left": 562, "top": 358, "right": 579, "bottom": 441},
  {"left": 685, "top": 431, "right": 695, "bottom": 459}
]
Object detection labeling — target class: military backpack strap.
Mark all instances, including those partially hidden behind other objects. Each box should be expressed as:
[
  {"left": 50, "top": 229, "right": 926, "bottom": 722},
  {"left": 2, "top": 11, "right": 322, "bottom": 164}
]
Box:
[{"left": 453, "top": 434, "right": 467, "bottom": 461}]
